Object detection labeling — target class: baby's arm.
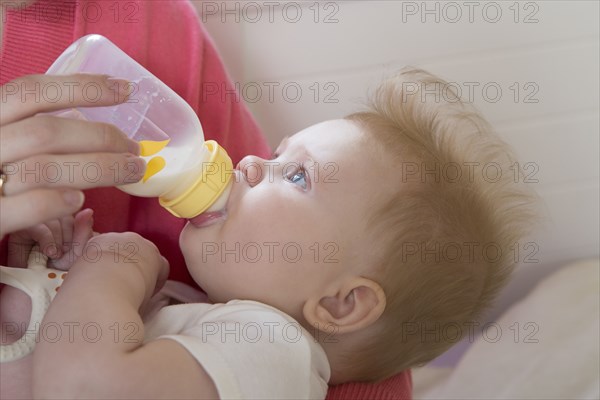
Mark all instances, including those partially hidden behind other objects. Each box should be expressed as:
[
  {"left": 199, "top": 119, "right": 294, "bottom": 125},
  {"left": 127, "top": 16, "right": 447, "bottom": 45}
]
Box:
[
  {"left": 31, "top": 232, "right": 219, "bottom": 399},
  {"left": 0, "top": 209, "right": 95, "bottom": 399}
]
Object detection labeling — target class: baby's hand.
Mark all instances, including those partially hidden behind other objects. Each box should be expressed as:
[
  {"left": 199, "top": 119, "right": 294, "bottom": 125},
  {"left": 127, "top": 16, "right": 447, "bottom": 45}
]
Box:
[
  {"left": 83, "top": 232, "right": 170, "bottom": 306},
  {"left": 7, "top": 208, "right": 95, "bottom": 270}
]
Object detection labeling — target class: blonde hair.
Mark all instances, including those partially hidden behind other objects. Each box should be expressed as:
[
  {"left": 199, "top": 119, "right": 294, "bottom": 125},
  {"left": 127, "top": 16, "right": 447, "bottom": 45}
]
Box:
[{"left": 343, "top": 68, "right": 538, "bottom": 382}]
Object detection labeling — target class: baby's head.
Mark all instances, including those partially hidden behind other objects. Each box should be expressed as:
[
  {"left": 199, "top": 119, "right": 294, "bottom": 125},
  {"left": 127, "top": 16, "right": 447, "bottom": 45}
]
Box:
[{"left": 179, "top": 68, "right": 537, "bottom": 383}]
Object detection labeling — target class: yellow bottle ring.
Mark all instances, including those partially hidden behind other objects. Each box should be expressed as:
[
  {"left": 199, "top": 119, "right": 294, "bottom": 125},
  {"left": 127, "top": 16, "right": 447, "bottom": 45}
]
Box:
[{"left": 159, "top": 140, "right": 233, "bottom": 218}]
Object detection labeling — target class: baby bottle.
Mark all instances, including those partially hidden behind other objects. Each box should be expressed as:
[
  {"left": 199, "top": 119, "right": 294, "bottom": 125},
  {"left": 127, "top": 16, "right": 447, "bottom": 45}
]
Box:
[{"left": 46, "top": 34, "right": 233, "bottom": 218}]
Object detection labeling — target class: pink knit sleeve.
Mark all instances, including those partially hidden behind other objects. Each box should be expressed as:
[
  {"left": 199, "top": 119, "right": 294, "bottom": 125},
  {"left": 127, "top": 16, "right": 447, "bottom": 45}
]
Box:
[{"left": 327, "top": 370, "right": 412, "bottom": 400}]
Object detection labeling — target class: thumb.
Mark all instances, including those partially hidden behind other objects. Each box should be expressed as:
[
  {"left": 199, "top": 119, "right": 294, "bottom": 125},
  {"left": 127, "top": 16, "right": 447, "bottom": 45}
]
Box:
[{"left": 152, "top": 256, "right": 170, "bottom": 296}]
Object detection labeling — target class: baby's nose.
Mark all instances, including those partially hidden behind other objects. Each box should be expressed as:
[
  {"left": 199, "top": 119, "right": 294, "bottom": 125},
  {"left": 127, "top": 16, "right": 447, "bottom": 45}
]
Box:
[{"left": 236, "top": 155, "right": 266, "bottom": 187}]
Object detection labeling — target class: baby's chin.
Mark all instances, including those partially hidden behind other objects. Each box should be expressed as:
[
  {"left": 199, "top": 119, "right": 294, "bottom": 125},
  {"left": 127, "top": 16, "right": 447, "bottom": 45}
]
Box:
[
  {"left": 179, "top": 228, "right": 225, "bottom": 280},
  {"left": 186, "top": 266, "right": 232, "bottom": 304}
]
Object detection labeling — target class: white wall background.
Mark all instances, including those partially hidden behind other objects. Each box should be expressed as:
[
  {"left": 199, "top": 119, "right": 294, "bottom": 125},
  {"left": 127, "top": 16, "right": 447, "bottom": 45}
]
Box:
[{"left": 192, "top": 0, "right": 599, "bottom": 365}]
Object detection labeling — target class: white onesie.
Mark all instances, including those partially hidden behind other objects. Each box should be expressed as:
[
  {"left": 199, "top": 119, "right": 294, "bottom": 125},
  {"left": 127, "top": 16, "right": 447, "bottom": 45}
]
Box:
[{"left": 143, "top": 299, "right": 331, "bottom": 400}]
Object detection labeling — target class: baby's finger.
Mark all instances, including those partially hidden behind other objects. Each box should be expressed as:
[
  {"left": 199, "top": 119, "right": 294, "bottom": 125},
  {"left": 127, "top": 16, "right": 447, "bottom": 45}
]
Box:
[
  {"left": 0, "top": 189, "right": 84, "bottom": 238},
  {"left": 60, "top": 215, "right": 75, "bottom": 254},
  {"left": 0, "top": 74, "right": 131, "bottom": 126},
  {"left": 23, "top": 223, "right": 56, "bottom": 258},
  {"left": 45, "top": 219, "right": 63, "bottom": 259},
  {"left": 72, "top": 209, "right": 94, "bottom": 258},
  {"left": 49, "top": 209, "right": 93, "bottom": 271}
]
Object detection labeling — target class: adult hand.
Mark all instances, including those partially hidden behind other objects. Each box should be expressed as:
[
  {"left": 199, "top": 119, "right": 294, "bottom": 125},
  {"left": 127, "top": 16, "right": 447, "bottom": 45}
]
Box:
[{"left": 0, "top": 74, "right": 146, "bottom": 239}]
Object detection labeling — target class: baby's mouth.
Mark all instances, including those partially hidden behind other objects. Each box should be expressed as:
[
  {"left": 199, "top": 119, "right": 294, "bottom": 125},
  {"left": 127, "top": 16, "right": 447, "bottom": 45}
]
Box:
[
  {"left": 188, "top": 173, "right": 237, "bottom": 229},
  {"left": 188, "top": 210, "right": 228, "bottom": 228},
  {"left": 188, "top": 169, "right": 241, "bottom": 229}
]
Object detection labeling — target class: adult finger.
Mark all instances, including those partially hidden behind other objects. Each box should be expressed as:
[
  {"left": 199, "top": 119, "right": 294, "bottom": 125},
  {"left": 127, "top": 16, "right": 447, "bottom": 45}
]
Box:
[
  {"left": 0, "top": 74, "right": 131, "bottom": 126},
  {"left": 0, "top": 189, "right": 84, "bottom": 238},
  {"left": 7, "top": 232, "right": 34, "bottom": 268},
  {"left": 0, "top": 115, "right": 140, "bottom": 165},
  {"left": 1, "top": 152, "right": 145, "bottom": 195}
]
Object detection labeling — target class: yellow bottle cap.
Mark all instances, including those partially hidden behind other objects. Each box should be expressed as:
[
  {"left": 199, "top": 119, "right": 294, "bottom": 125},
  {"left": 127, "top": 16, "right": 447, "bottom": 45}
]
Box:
[{"left": 159, "top": 140, "right": 233, "bottom": 218}]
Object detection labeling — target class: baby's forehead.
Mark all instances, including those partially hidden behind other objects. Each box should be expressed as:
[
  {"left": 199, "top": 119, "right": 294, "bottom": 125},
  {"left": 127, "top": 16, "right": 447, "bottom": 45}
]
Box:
[
  {"left": 285, "top": 119, "right": 367, "bottom": 158},
  {"left": 291, "top": 121, "right": 395, "bottom": 189}
]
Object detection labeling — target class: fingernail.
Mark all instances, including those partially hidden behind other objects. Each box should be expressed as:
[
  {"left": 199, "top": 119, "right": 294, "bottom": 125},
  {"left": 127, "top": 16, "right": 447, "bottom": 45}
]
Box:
[
  {"left": 63, "top": 190, "right": 84, "bottom": 207},
  {"left": 124, "top": 155, "right": 146, "bottom": 183},
  {"left": 106, "top": 77, "right": 133, "bottom": 101},
  {"left": 47, "top": 244, "right": 61, "bottom": 259},
  {"left": 127, "top": 140, "right": 140, "bottom": 156}
]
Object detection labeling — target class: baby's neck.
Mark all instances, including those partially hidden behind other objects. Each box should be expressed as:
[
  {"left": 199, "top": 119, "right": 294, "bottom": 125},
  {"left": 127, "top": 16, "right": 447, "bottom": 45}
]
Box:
[{"left": 315, "top": 326, "right": 371, "bottom": 385}]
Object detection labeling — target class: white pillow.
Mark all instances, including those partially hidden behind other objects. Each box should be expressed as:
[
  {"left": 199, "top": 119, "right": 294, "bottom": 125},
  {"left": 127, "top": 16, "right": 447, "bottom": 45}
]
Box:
[{"left": 415, "top": 259, "right": 600, "bottom": 400}]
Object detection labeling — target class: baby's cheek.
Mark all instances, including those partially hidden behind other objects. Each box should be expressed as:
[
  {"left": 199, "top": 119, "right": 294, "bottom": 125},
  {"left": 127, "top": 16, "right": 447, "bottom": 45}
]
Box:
[
  {"left": 178, "top": 226, "right": 192, "bottom": 255},
  {"left": 179, "top": 226, "right": 202, "bottom": 263}
]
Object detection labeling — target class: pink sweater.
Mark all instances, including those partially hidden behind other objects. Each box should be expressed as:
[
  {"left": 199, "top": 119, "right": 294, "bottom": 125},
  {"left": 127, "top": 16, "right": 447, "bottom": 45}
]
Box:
[{"left": 0, "top": 1, "right": 411, "bottom": 398}]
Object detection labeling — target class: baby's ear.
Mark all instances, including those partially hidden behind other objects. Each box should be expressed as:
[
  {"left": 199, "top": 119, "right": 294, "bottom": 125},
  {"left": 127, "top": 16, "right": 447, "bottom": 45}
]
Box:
[{"left": 303, "top": 277, "right": 386, "bottom": 336}]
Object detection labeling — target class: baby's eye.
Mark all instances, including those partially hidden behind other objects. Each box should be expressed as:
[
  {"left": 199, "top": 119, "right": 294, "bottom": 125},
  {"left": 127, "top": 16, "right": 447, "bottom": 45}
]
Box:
[{"left": 285, "top": 166, "right": 309, "bottom": 191}]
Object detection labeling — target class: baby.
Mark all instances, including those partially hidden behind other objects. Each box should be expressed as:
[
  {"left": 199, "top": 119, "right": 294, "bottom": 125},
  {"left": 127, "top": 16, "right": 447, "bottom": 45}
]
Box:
[{"left": 0, "top": 68, "right": 536, "bottom": 399}]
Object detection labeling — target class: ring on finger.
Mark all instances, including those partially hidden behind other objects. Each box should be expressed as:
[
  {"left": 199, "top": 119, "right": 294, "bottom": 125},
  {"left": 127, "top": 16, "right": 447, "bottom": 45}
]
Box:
[{"left": 0, "top": 172, "right": 6, "bottom": 197}]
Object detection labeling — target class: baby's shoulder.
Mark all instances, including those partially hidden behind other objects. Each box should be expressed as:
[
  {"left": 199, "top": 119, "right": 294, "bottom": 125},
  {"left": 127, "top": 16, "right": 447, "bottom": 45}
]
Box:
[{"left": 145, "top": 299, "right": 298, "bottom": 338}]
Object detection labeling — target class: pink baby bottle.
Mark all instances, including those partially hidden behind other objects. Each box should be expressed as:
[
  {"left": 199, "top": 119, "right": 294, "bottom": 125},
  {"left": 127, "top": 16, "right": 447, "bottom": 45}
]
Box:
[{"left": 46, "top": 34, "right": 233, "bottom": 218}]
